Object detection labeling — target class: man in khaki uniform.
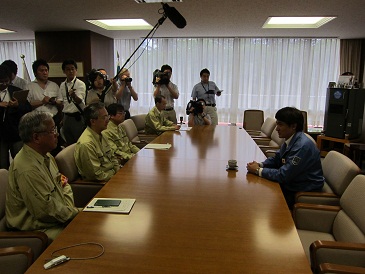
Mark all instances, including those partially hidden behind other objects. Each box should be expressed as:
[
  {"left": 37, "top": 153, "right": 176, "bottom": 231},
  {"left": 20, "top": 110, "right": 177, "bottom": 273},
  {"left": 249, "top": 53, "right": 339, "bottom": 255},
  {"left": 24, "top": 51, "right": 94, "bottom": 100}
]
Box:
[
  {"left": 6, "top": 112, "right": 79, "bottom": 241},
  {"left": 103, "top": 103, "right": 139, "bottom": 165},
  {"left": 145, "top": 95, "right": 180, "bottom": 135},
  {"left": 74, "top": 102, "right": 120, "bottom": 181}
]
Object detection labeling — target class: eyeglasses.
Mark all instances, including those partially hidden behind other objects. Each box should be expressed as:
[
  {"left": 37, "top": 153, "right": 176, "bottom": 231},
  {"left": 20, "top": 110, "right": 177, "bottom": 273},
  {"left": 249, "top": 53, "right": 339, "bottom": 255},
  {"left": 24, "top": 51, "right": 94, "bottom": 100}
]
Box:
[
  {"left": 116, "top": 111, "right": 126, "bottom": 115},
  {"left": 36, "top": 127, "right": 58, "bottom": 135},
  {"left": 99, "top": 114, "right": 110, "bottom": 120}
]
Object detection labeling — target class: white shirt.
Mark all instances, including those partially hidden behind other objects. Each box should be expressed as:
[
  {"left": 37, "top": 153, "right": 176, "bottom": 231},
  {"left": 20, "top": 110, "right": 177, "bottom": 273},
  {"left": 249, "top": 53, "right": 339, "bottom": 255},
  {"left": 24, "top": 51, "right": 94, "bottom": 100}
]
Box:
[
  {"left": 59, "top": 77, "right": 86, "bottom": 113},
  {"left": 27, "top": 80, "right": 62, "bottom": 116},
  {"left": 12, "top": 76, "right": 30, "bottom": 90},
  {"left": 0, "top": 88, "right": 11, "bottom": 103}
]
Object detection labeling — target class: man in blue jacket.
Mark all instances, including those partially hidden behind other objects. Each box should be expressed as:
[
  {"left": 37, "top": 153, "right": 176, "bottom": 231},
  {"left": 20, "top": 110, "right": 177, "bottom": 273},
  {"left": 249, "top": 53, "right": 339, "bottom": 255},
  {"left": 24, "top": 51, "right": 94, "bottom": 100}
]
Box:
[{"left": 246, "top": 107, "right": 324, "bottom": 209}]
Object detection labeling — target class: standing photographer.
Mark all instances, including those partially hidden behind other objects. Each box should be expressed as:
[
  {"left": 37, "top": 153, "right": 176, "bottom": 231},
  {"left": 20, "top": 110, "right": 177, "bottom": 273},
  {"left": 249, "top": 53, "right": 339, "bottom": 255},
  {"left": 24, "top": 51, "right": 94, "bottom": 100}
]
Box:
[
  {"left": 116, "top": 68, "right": 138, "bottom": 120},
  {"left": 153, "top": 64, "right": 179, "bottom": 124},
  {"left": 187, "top": 99, "right": 211, "bottom": 126},
  {"left": 191, "top": 68, "right": 221, "bottom": 125}
]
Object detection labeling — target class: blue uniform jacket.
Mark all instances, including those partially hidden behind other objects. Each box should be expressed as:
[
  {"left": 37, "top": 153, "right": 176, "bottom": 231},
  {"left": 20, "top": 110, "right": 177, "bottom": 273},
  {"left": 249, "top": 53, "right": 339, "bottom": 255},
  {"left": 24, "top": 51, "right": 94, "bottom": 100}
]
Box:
[{"left": 261, "top": 131, "right": 324, "bottom": 192}]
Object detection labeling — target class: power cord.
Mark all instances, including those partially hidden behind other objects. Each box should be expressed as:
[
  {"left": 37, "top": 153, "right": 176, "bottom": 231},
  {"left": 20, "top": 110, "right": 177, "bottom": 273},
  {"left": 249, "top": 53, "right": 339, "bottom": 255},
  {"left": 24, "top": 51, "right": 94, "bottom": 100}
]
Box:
[{"left": 49, "top": 242, "right": 105, "bottom": 261}]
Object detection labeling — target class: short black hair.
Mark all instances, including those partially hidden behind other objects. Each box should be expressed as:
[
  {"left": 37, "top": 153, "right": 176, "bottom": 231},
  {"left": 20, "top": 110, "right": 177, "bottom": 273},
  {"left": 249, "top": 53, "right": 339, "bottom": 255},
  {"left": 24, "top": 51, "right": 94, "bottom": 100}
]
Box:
[
  {"left": 1, "top": 60, "right": 17, "bottom": 74},
  {"left": 62, "top": 59, "right": 77, "bottom": 71},
  {"left": 0, "top": 64, "right": 12, "bottom": 80},
  {"left": 200, "top": 68, "right": 210, "bottom": 77},
  {"left": 107, "top": 103, "right": 124, "bottom": 116},
  {"left": 197, "top": 98, "right": 207, "bottom": 105},
  {"left": 84, "top": 102, "right": 105, "bottom": 127},
  {"left": 160, "top": 64, "right": 172, "bottom": 73},
  {"left": 155, "top": 94, "right": 166, "bottom": 104},
  {"left": 32, "top": 59, "right": 49, "bottom": 76},
  {"left": 275, "top": 107, "right": 304, "bottom": 132}
]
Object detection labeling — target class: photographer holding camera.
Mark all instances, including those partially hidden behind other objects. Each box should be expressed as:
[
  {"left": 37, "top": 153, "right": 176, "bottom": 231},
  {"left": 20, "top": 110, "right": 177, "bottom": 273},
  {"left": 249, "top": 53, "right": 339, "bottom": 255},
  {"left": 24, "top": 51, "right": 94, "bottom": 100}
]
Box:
[
  {"left": 187, "top": 99, "right": 211, "bottom": 126},
  {"left": 191, "top": 68, "right": 221, "bottom": 125},
  {"left": 116, "top": 68, "right": 138, "bottom": 120},
  {"left": 85, "top": 69, "right": 119, "bottom": 108},
  {"left": 153, "top": 64, "right": 179, "bottom": 124}
]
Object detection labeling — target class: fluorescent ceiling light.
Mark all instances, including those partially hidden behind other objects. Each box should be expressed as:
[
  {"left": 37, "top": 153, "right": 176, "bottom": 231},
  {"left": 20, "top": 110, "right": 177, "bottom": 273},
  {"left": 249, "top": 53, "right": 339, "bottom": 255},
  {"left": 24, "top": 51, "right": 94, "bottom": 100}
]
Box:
[
  {"left": 0, "top": 28, "right": 15, "bottom": 34},
  {"left": 135, "top": 0, "right": 182, "bottom": 3},
  {"left": 263, "top": 17, "right": 336, "bottom": 28},
  {"left": 86, "top": 19, "right": 153, "bottom": 30}
]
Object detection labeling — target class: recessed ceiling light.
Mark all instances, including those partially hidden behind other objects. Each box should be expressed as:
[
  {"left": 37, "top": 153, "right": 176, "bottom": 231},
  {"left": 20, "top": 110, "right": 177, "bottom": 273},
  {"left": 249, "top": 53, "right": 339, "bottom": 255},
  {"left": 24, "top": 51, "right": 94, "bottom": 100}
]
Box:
[
  {"left": 0, "top": 28, "right": 15, "bottom": 34},
  {"left": 86, "top": 19, "right": 153, "bottom": 30},
  {"left": 263, "top": 17, "right": 336, "bottom": 28}
]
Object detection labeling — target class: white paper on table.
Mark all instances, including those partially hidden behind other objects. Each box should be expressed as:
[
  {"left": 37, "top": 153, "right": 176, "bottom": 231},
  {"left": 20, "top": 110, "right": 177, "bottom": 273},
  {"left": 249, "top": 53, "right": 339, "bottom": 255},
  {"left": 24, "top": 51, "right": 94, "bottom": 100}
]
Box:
[{"left": 144, "top": 143, "right": 172, "bottom": 150}]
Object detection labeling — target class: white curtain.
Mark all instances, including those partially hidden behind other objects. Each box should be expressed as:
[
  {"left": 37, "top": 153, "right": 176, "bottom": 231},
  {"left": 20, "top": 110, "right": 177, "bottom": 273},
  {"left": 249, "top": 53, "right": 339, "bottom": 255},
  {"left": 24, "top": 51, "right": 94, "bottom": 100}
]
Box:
[
  {"left": 0, "top": 40, "right": 36, "bottom": 81},
  {"left": 115, "top": 37, "right": 340, "bottom": 126}
]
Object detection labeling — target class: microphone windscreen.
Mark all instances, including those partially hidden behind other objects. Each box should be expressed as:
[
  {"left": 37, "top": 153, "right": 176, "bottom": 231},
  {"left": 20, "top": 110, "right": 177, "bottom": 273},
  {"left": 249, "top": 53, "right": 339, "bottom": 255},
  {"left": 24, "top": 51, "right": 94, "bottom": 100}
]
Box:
[{"left": 163, "top": 4, "right": 187, "bottom": 29}]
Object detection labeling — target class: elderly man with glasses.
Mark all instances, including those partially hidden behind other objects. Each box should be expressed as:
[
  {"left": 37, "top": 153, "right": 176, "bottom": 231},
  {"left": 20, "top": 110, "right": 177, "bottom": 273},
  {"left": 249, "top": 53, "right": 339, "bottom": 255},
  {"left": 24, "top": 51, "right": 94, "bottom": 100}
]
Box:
[
  {"left": 74, "top": 102, "right": 120, "bottom": 182},
  {"left": 6, "top": 111, "right": 79, "bottom": 241}
]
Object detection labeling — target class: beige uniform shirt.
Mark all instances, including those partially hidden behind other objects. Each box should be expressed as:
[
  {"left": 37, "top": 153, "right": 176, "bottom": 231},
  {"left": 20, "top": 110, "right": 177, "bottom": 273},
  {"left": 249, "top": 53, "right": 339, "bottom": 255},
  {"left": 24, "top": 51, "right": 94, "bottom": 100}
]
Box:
[
  {"left": 102, "top": 121, "right": 140, "bottom": 161},
  {"left": 145, "top": 106, "right": 176, "bottom": 135},
  {"left": 75, "top": 127, "right": 120, "bottom": 181},
  {"left": 6, "top": 145, "right": 78, "bottom": 240}
]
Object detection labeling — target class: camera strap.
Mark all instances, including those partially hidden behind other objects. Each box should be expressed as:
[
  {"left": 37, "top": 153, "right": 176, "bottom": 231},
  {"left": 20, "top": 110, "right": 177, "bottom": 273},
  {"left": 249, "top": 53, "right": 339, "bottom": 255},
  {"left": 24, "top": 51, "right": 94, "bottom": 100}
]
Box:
[
  {"left": 64, "top": 78, "right": 76, "bottom": 104},
  {"left": 201, "top": 82, "right": 209, "bottom": 92}
]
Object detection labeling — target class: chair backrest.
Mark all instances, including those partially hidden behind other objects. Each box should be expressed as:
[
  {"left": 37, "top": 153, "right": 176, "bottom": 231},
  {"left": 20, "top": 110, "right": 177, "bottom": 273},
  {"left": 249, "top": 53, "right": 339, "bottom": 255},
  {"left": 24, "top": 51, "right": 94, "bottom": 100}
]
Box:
[
  {"left": 270, "top": 129, "right": 285, "bottom": 147},
  {"left": 333, "top": 175, "right": 365, "bottom": 243},
  {"left": 260, "top": 117, "right": 276, "bottom": 138},
  {"left": 0, "top": 169, "right": 9, "bottom": 231},
  {"left": 121, "top": 119, "right": 140, "bottom": 143},
  {"left": 55, "top": 144, "right": 79, "bottom": 182},
  {"left": 243, "top": 109, "right": 264, "bottom": 131},
  {"left": 322, "top": 150, "right": 360, "bottom": 196},
  {"left": 301, "top": 110, "right": 308, "bottom": 133},
  {"left": 130, "top": 114, "right": 147, "bottom": 133}
]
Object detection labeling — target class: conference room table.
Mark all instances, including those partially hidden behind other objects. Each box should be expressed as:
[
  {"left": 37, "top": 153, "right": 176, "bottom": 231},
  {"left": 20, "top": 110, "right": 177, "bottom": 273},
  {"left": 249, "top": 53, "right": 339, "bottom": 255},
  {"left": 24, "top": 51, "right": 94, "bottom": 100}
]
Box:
[{"left": 26, "top": 125, "right": 311, "bottom": 273}]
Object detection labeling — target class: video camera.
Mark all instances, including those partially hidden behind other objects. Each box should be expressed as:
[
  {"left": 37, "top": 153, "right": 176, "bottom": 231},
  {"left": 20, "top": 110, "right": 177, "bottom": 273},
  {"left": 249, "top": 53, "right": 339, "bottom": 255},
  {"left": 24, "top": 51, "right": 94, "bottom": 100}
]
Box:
[
  {"left": 152, "top": 69, "right": 170, "bottom": 85},
  {"left": 122, "top": 77, "right": 133, "bottom": 83},
  {"left": 186, "top": 100, "right": 204, "bottom": 115}
]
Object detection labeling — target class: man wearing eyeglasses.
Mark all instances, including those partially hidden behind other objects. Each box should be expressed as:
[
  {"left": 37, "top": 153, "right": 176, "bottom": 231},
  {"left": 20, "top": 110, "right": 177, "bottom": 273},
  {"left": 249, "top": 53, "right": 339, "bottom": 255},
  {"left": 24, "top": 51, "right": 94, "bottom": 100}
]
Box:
[
  {"left": 6, "top": 111, "right": 79, "bottom": 241},
  {"left": 103, "top": 103, "right": 140, "bottom": 165},
  {"left": 74, "top": 102, "right": 120, "bottom": 182}
]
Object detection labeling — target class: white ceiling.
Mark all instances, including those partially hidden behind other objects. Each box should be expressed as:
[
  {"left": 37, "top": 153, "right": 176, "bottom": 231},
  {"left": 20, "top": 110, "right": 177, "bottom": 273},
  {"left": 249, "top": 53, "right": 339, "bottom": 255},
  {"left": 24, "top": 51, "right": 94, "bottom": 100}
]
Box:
[{"left": 1, "top": 0, "right": 365, "bottom": 41}]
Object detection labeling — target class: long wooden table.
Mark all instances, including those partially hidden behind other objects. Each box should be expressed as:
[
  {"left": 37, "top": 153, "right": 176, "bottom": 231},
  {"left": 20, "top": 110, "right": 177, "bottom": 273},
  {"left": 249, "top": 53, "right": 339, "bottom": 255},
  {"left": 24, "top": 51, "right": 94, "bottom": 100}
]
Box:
[{"left": 26, "top": 125, "right": 311, "bottom": 273}]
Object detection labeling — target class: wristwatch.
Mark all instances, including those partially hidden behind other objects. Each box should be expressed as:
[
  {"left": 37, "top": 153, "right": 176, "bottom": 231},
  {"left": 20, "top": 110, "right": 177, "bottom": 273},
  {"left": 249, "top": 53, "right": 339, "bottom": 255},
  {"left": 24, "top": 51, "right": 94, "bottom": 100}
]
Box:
[{"left": 255, "top": 168, "right": 260, "bottom": 175}]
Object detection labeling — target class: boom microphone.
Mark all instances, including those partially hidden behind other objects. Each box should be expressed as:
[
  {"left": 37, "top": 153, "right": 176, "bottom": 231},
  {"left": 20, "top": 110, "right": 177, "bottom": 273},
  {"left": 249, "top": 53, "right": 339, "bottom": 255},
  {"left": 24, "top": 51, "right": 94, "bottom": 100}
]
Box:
[{"left": 162, "top": 3, "right": 187, "bottom": 29}]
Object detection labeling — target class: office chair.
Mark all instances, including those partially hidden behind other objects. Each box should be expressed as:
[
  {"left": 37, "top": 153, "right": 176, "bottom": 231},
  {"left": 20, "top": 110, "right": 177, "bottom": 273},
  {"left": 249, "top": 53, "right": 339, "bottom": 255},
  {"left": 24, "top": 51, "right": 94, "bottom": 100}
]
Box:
[
  {"left": 296, "top": 150, "right": 360, "bottom": 206},
  {"left": 293, "top": 174, "right": 365, "bottom": 272},
  {"left": 243, "top": 109, "right": 264, "bottom": 131},
  {"left": 246, "top": 117, "right": 276, "bottom": 138},
  {"left": 55, "top": 144, "right": 105, "bottom": 207}
]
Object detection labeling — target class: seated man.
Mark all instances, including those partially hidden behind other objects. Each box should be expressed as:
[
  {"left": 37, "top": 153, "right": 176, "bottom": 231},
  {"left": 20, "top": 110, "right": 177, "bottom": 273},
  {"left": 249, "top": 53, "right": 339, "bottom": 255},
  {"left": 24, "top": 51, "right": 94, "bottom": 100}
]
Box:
[
  {"left": 103, "top": 103, "right": 140, "bottom": 165},
  {"left": 6, "top": 112, "right": 79, "bottom": 241},
  {"left": 145, "top": 94, "right": 180, "bottom": 135},
  {"left": 246, "top": 107, "right": 324, "bottom": 209},
  {"left": 187, "top": 98, "right": 212, "bottom": 126},
  {"left": 75, "top": 102, "right": 120, "bottom": 181}
]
